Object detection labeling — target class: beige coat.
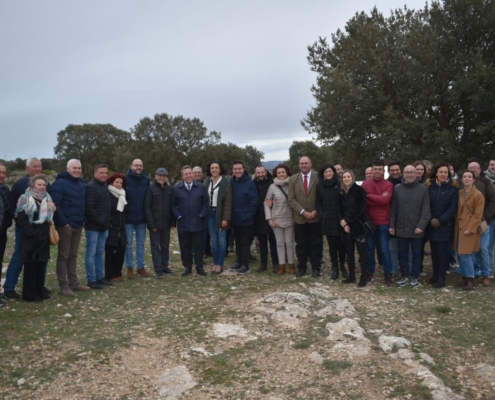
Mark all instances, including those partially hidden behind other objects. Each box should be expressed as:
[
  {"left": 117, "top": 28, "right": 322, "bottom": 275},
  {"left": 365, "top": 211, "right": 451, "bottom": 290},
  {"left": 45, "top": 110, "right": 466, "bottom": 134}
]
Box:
[
  {"left": 288, "top": 170, "right": 320, "bottom": 224},
  {"left": 264, "top": 179, "right": 293, "bottom": 228},
  {"left": 453, "top": 186, "right": 485, "bottom": 254}
]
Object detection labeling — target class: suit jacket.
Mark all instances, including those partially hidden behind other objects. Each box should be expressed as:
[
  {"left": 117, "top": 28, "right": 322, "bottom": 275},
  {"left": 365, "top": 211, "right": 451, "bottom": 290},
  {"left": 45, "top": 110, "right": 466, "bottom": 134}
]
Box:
[{"left": 288, "top": 170, "right": 320, "bottom": 224}]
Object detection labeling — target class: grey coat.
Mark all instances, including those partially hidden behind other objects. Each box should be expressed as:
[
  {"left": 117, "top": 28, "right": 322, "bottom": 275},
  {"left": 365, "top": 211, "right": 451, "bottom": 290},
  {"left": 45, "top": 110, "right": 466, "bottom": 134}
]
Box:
[{"left": 390, "top": 179, "right": 431, "bottom": 238}]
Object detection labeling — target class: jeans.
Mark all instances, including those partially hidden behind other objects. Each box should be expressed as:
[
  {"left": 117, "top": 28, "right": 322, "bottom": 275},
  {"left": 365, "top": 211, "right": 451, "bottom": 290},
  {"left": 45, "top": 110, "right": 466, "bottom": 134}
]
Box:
[
  {"left": 430, "top": 241, "right": 450, "bottom": 282},
  {"left": 398, "top": 237, "right": 423, "bottom": 279},
  {"left": 458, "top": 253, "right": 475, "bottom": 278},
  {"left": 149, "top": 229, "right": 171, "bottom": 272},
  {"left": 488, "top": 219, "right": 495, "bottom": 273},
  {"left": 208, "top": 209, "right": 227, "bottom": 266},
  {"left": 294, "top": 222, "right": 322, "bottom": 271},
  {"left": 125, "top": 223, "right": 147, "bottom": 269},
  {"left": 473, "top": 228, "right": 491, "bottom": 277},
  {"left": 85, "top": 229, "right": 108, "bottom": 283},
  {"left": 366, "top": 224, "right": 392, "bottom": 277},
  {"left": 389, "top": 238, "right": 399, "bottom": 274},
  {"left": 4, "top": 226, "right": 23, "bottom": 292}
]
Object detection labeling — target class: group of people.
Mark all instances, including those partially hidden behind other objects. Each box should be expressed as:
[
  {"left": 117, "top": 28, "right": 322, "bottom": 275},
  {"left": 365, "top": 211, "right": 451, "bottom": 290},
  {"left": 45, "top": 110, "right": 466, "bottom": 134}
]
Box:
[{"left": 0, "top": 154, "right": 494, "bottom": 306}]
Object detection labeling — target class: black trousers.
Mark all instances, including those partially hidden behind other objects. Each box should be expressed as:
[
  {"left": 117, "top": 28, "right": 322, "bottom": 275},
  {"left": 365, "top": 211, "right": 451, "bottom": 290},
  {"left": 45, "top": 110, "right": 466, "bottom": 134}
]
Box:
[
  {"left": 294, "top": 222, "right": 322, "bottom": 270},
  {"left": 345, "top": 238, "right": 368, "bottom": 274},
  {"left": 105, "top": 242, "right": 125, "bottom": 279},
  {"left": 178, "top": 230, "right": 203, "bottom": 270},
  {"left": 22, "top": 261, "right": 46, "bottom": 301},
  {"left": 258, "top": 229, "right": 279, "bottom": 266},
  {"left": 326, "top": 235, "right": 346, "bottom": 267},
  {"left": 149, "top": 229, "right": 171, "bottom": 272},
  {"left": 0, "top": 225, "right": 8, "bottom": 276},
  {"left": 430, "top": 241, "right": 449, "bottom": 282},
  {"left": 233, "top": 225, "right": 253, "bottom": 267}
]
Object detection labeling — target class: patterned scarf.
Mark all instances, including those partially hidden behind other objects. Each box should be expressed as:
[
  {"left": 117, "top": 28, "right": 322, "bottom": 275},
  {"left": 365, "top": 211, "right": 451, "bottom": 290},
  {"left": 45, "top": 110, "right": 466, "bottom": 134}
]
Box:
[{"left": 15, "top": 188, "right": 54, "bottom": 224}]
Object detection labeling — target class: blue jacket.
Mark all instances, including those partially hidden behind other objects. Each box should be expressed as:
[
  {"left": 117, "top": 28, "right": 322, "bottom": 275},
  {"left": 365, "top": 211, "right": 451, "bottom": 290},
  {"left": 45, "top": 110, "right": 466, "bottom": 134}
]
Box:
[
  {"left": 48, "top": 171, "right": 86, "bottom": 228},
  {"left": 425, "top": 178, "right": 459, "bottom": 242},
  {"left": 125, "top": 169, "right": 150, "bottom": 224},
  {"left": 171, "top": 181, "right": 207, "bottom": 232},
  {"left": 230, "top": 171, "right": 258, "bottom": 226}
]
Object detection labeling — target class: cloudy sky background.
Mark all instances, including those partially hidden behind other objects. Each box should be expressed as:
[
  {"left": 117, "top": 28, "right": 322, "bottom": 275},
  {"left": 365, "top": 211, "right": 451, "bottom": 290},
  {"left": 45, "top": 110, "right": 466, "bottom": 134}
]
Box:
[{"left": 1, "top": 0, "right": 428, "bottom": 162}]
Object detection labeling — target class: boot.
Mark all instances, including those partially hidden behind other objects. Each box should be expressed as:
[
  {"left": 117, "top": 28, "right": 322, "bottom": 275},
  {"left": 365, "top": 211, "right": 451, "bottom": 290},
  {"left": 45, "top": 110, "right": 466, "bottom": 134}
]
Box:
[
  {"left": 340, "top": 264, "right": 349, "bottom": 279},
  {"left": 312, "top": 269, "right": 321, "bottom": 278},
  {"left": 296, "top": 266, "right": 307, "bottom": 277},
  {"left": 288, "top": 264, "right": 296, "bottom": 274},
  {"left": 277, "top": 265, "right": 286, "bottom": 275},
  {"left": 272, "top": 264, "right": 279, "bottom": 273},
  {"left": 456, "top": 276, "right": 467, "bottom": 287},
  {"left": 463, "top": 277, "right": 475, "bottom": 290},
  {"left": 330, "top": 266, "right": 339, "bottom": 281},
  {"left": 256, "top": 264, "right": 267, "bottom": 273},
  {"left": 357, "top": 267, "right": 367, "bottom": 287},
  {"left": 342, "top": 267, "right": 356, "bottom": 284}
]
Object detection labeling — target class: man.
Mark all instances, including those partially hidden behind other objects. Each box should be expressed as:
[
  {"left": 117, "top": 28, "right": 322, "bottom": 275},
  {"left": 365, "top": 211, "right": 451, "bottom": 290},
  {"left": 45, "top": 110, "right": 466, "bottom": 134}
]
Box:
[
  {"left": 365, "top": 167, "right": 373, "bottom": 180},
  {"left": 193, "top": 166, "right": 204, "bottom": 183},
  {"left": 288, "top": 156, "right": 322, "bottom": 277},
  {"left": 362, "top": 160, "right": 394, "bottom": 285},
  {"left": 125, "top": 159, "right": 151, "bottom": 278},
  {"left": 467, "top": 159, "right": 495, "bottom": 285},
  {"left": 390, "top": 165, "right": 431, "bottom": 288},
  {"left": 0, "top": 164, "right": 12, "bottom": 283},
  {"left": 334, "top": 164, "right": 343, "bottom": 179},
  {"left": 144, "top": 167, "right": 176, "bottom": 278},
  {"left": 229, "top": 161, "right": 258, "bottom": 274},
  {"left": 485, "top": 158, "right": 495, "bottom": 277},
  {"left": 387, "top": 161, "right": 403, "bottom": 275},
  {"left": 50, "top": 159, "right": 90, "bottom": 296},
  {"left": 253, "top": 165, "right": 279, "bottom": 272},
  {"left": 485, "top": 158, "right": 495, "bottom": 184},
  {"left": 192, "top": 165, "right": 212, "bottom": 258},
  {"left": 85, "top": 164, "right": 112, "bottom": 289},
  {"left": 172, "top": 165, "right": 208, "bottom": 276},
  {"left": 4, "top": 158, "right": 48, "bottom": 299}
]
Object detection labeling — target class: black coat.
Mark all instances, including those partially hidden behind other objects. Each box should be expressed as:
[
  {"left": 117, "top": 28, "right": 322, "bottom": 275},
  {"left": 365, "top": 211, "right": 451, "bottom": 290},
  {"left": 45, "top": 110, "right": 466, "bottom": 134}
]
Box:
[
  {"left": 338, "top": 183, "right": 367, "bottom": 241},
  {"left": 85, "top": 178, "right": 111, "bottom": 232},
  {"left": 0, "top": 183, "right": 11, "bottom": 231},
  {"left": 16, "top": 206, "right": 50, "bottom": 263},
  {"left": 105, "top": 194, "right": 128, "bottom": 248},
  {"left": 316, "top": 177, "right": 341, "bottom": 236},
  {"left": 425, "top": 179, "right": 459, "bottom": 242},
  {"left": 254, "top": 172, "right": 274, "bottom": 235},
  {"left": 144, "top": 181, "right": 175, "bottom": 231}
]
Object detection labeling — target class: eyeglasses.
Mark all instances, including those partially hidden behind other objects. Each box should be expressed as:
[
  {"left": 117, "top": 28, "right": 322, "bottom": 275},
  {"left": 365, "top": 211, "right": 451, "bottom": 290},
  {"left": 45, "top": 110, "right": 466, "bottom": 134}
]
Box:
[
  {"left": 404, "top": 171, "right": 416, "bottom": 174},
  {"left": 133, "top": 164, "right": 143, "bottom": 167}
]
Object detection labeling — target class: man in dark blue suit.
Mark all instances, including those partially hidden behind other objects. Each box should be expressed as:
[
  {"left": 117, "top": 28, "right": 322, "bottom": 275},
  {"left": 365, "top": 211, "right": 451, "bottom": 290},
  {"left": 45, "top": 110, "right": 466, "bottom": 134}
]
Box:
[{"left": 172, "top": 165, "right": 208, "bottom": 276}]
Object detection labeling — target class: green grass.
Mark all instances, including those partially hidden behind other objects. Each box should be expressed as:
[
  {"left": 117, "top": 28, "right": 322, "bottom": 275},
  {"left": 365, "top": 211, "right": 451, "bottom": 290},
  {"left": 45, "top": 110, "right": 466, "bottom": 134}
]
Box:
[
  {"left": 434, "top": 305, "right": 452, "bottom": 313},
  {"left": 323, "top": 359, "right": 352, "bottom": 374}
]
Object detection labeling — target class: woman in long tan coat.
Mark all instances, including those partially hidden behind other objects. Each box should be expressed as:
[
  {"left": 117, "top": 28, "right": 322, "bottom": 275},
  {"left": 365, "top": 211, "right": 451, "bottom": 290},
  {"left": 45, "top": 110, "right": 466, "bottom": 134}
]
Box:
[{"left": 453, "top": 170, "right": 485, "bottom": 290}]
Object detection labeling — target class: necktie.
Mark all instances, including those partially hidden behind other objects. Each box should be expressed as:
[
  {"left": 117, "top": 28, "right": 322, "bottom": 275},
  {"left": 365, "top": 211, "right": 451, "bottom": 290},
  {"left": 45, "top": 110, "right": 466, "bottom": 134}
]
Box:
[
  {"left": 304, "top": 175, "right": 308, "bottom": 195},
  {"left": 187, "top": 184, "right": 191, "bottom": 192}
]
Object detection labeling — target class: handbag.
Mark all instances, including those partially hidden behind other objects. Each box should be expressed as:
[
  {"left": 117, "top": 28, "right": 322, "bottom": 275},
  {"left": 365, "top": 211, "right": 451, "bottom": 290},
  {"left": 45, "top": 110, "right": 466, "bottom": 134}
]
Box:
[
  {"left": 463, "top": 197, "right": 488, "bottom": 235},
  {"left": 49, "top": 223, "right": 59, "bottom": 245},
  {"left": 360, "top": 218, "right": 376, "bottom": 236}
]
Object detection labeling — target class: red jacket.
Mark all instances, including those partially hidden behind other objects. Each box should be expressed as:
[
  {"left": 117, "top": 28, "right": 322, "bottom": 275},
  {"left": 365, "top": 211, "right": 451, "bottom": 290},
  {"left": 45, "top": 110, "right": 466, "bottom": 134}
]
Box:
[{"left": 361, "top": 178, "right": 393, "bottom": 225}]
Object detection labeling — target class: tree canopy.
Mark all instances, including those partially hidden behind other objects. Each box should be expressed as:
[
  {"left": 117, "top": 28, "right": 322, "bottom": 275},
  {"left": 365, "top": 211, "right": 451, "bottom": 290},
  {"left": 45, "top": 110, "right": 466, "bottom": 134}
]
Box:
[{"left": 302, "top": 0, "right": 495, "bottom": 172}]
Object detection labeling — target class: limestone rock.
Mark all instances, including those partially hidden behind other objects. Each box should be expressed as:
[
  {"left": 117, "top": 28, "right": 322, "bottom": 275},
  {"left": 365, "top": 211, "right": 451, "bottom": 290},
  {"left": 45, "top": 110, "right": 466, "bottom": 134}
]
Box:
[
  {"left": 315, "top": 299, "right": 355, "bottom": 317},
  {"left": 309, "top": 351, "right": 324, "bottom": 365},
  {"left": 157, "top": 366, "right": 196, "bottom": 400},
  {"left": 213, "top": 323, "right": 248, "bottom": 338},
  {"left": 419, "top": 352, "right": 435, "bottom": 365},
  {"left": 378, "top": 335, "right": 411, "bottom": 352}
]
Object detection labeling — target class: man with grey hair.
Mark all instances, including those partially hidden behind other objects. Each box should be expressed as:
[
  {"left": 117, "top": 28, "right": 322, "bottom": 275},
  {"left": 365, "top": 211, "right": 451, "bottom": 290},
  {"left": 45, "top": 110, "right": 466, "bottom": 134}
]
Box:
[
  {"left": 49, "top": 159, "right": 90, "bottom": 296},
  {"left": 193, "top": 166, "right": 204, "bottom": 183},
  {"left": 4, "top": 158, "right": 49, "bottom": 299}
]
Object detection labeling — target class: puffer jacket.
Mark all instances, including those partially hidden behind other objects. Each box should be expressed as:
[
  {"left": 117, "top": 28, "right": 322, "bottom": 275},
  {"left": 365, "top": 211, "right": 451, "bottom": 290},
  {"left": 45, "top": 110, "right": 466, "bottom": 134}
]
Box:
[
  {"left": 230, "top": 171, "right": 258, "bottom": 226},
  {"left": 264, "top": 178, "right": 293, "bottom": 229},
  {"left": 85, "top": 178, "right": 111, "bottom": 232},
  {"left": 361, "top": 178, "right": 393, "bottom": 225},
  {"left": 316, "top": 176, "right": 341, "bottom": 236},
  {"left": 49, "top": 170, "right": 86, "bottom": 228},
  {"left": 425, "top": 179, "right": 459, "bottom": 242},
  {"left": 125, "top": 169, "right": 150, "bottom": 224}
]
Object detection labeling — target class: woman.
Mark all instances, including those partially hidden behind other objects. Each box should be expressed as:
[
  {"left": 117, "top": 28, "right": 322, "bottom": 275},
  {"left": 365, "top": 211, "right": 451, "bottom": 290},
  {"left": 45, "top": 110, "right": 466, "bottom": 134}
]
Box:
[
  {"left": 425, "top": 163, "right": 459, "bottom": 288},
  {"left": 264, "top": 164, "right": 295, "bottom": 274},
  {"left": 413, "top": 161, "right": 427, "bottom": 184},
  {"left": 453, "top": 170, "right": 484, "bottom": 290},
  {"left": 204, "top": 161, "right": 232, "bottom": 274},
  {"left": 15, "top": 174, "right": 56, "bottom": 302},
  {"left": 105, "top": 173, "right": 127, "bottom": 282},
  {"left": 316, "top": 163, "right": 347, "bottom": 280},
  {"left": 338, "top": 170, "right": 368, "bottom": 287}
]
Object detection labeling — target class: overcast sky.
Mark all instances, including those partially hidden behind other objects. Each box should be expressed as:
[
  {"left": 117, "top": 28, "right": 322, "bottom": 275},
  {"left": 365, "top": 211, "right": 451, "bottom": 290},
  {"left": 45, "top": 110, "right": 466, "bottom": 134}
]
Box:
[{"left": 1, "top": 0, "right": 428, "bottom": 162}]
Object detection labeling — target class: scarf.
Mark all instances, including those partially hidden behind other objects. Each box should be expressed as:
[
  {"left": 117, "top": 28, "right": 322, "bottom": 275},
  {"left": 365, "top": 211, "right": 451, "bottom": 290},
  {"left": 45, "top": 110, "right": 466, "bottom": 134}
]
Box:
[
  {"left": 484, "top": 169, "right": 495, "bottom": 183},
  {"left": 108, "top": 185, "right": 127, "bottom": 212},
  {"left": 15, "top": 188, "right": 54, "bottom": 224},
  {"left": 273, "top": 177, "right": 289, "bottom": 186}
]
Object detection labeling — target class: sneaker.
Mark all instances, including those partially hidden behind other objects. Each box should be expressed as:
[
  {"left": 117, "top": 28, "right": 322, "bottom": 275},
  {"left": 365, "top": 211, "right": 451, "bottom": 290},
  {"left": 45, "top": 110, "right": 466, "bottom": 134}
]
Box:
[
  {"left": 70, "top": 284, "right": 90, "bottom": 291},
  {"left": 385, "top": 277, "right": 394, "bottom": 287},
  {"left": 366, "top": 273, "right": 374, "bottom": 283},
  {"left": 237, "top": 265, "right": 250, "bottom": 274},
  {"left": 409, "top": 278, "right": 419, "bottom": 287},
  {"left": 88, "top": 282, "right": 104, "bottom": 290},
  {"left": 445, "top": 270, "right": 451, "bottom": 275},
  {"left": 230, "top": 263, "right": 241, "bottom": 270},
  {"left": 4, "top": 290, "right": 20, "bottom": 299},
  {"left": 397, "top": 277, "right": 410, "bottom": 287},
  {"left": 60, "top": 287, "right": 76, "bottom": 297},
  {"left": 0, "top": 298, "right": 6, "bottom": 307},
  {"left": 97, "top": 278, "right": 114, "bottom": 286},
  {"left": 127, "top": 268, "right": 135, "bottom": 279},
  {"left": 137, "top": 267, "right": 150, "bottom": 277}
]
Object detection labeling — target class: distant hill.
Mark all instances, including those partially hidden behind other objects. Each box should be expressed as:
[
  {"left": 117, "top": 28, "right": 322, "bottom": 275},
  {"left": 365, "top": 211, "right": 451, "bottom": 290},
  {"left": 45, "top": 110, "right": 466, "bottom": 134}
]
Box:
[{"left": 262, "top": 160, "right": 283, "bottom": 170}]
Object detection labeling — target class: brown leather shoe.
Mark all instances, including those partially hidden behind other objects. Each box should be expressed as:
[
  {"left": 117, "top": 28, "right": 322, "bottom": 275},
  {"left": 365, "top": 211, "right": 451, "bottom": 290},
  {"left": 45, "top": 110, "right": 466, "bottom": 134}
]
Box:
[
  {"left": 288, "top": 264, "right": 296, "bottom": 274},
  {"left": 127, "top": 268, "right": 134, "bottom": 279},
  {"left": 111, "top": 277, "right": 123, "bottom": 283},
  {"left": 256, "top": 264, "right": 267, "bottom": 273},
  {"left": 60, "top": 287, "right": 75, "bottom": 297},
  {"left": 137, "top": 267, "right": 150, "bottom": 277},
  {"left": 456, "top": 276, "right": 467, "bottom": 287},
  {"left": 277, "top": 265, "right": 286, "bottom": 275},
  {"left": 481, "top": 277, "right": 490, "bottom": 286},
  {"left": 70, "top": 284, "right": 90, "bottom": 291}
]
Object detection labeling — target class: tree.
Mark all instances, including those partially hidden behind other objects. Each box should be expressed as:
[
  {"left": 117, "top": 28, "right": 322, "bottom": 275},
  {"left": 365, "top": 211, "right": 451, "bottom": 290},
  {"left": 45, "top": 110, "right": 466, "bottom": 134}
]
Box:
[
  {"left": 286, "top": 140, "right": 337, "bottom": 174},
  {"left": 302, "top": 0, "right": 495, "bottom": 171},
  {"left": 54, "top": 124, "right": 131, "bottom": 179}
]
